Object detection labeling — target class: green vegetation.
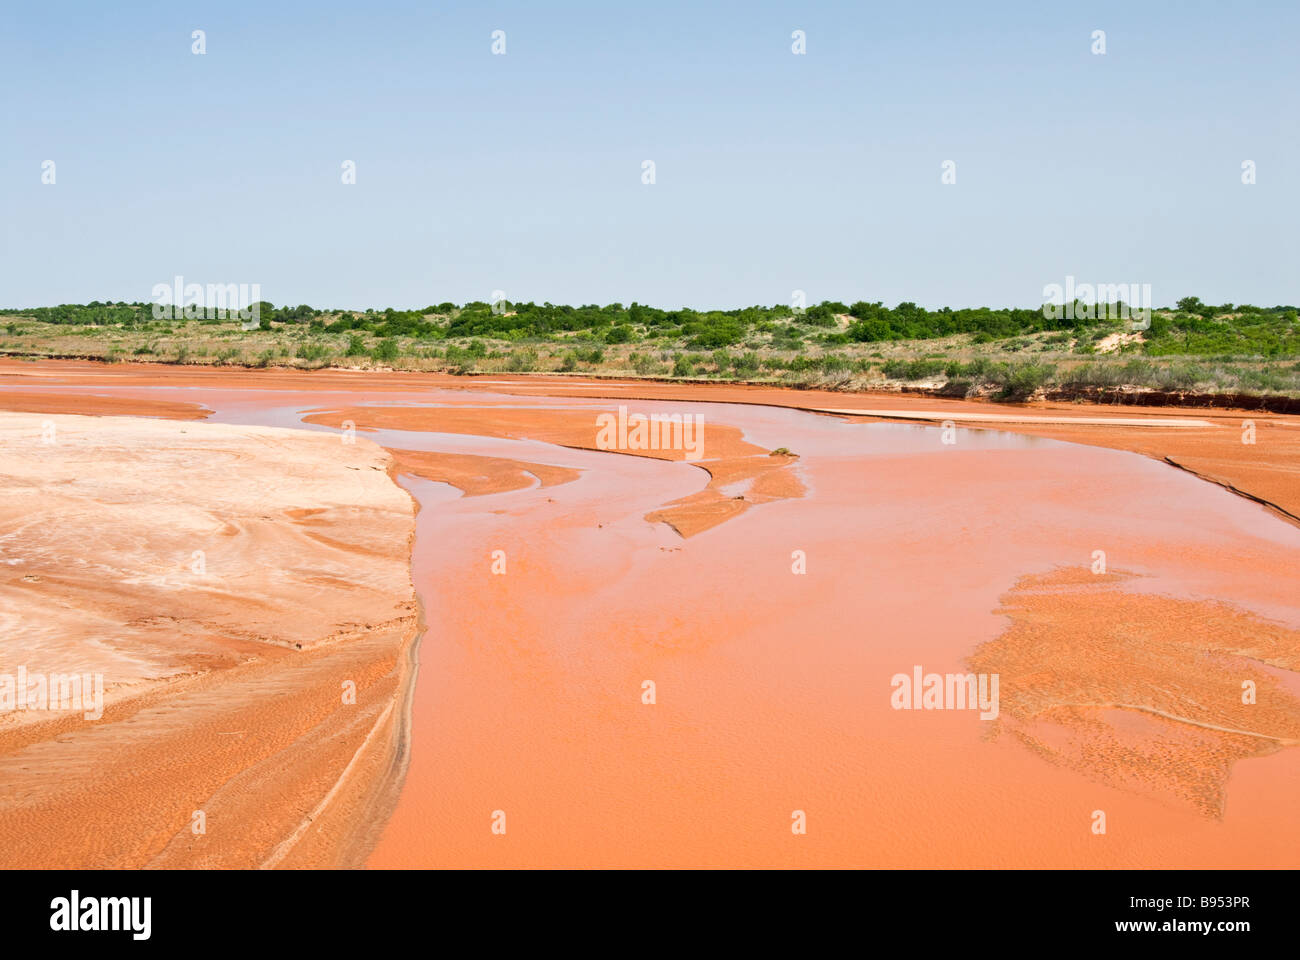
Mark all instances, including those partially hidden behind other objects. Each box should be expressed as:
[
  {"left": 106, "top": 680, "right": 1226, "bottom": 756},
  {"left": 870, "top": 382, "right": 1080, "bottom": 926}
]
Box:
[{"left": 1, "top": 298, "right": 1296, "bottom": 401}]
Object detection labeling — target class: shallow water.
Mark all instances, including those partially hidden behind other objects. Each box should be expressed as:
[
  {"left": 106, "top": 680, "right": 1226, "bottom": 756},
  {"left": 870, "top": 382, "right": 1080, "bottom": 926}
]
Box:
[{"left": 7, "top": 380, "right": 1299, "bottom": 867}]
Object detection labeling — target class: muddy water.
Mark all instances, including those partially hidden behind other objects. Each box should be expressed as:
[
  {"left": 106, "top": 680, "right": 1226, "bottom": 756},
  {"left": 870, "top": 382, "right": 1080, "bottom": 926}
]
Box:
[
  {"left": 356, "top": 396, "right": 1299, "bottom": 869},
  {"left": 5, "top": 381, "right": 1298, "bottom": 867}
]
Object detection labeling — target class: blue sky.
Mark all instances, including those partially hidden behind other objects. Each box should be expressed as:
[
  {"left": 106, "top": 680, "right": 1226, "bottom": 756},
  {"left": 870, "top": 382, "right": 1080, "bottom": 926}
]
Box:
[{"left": 2, "top": 0, "right": 1296, "bottom": 310}]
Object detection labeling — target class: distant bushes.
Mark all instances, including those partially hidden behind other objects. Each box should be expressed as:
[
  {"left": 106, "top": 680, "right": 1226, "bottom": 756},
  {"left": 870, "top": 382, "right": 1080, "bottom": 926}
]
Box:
[
  {"left": 5, "top": 298, "right": 1295, "bottom": 363},
  {"left": 995, "top": 363, "right": 1056, "bottom": 400},
  {"left": 846, "top": 301, "right": 1058, "bottom": 342},
  {"left": 1143, "top": 308, "right": 1299, "bottom": 358},
  {"left": 370, "top": 338, "right": 400, "bottom": 363},
  {"left": 3, "top": 297, "right": 1296, "bottom": 398},
  {"left": 505, "top": 347, "right": 538, "bottom": 371},
  {"left": 1, "top": 303, "right": 140, "bottom": 326},
  {"left": 294, "top": 342, "right": 332, "bottom": 364},
  {"left": 883, "top": 358, "right": 945, "bottom": 380},
  {"left": 442, "top": 341, "right": 486, "bottom": 367},
  {"left": 880, "top": 357, "right": 1055, "bottom": 399}
]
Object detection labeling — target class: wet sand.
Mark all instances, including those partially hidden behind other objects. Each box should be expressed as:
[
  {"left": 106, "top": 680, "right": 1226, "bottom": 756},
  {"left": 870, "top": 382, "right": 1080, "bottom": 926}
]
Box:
[
  {"left": 0, "top": 359, "right": 1297, "bottom": 868},
  {"left": 0, "top": 412, "right": 416, "bottom": 867}
]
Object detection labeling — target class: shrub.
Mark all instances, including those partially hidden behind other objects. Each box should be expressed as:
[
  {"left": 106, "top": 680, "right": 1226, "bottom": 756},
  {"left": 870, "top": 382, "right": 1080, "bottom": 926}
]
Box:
[
  {"left": 295, "top": 341, "right": 332, "bottom": 364},
  {"left": 732, "top": 352, "right": 761, "bottom": 377},
  {"left": 370, "top": 338, "right": 400, "bottom": 363},
  {"left": 506, "top": 347, "right": 538, "bottom": 371},
  {"left": 882, "top": 358, "right": 945, "bottom": 380},
  {"left": 995, "top": 362, "right": 1056, "bottom": 400}
]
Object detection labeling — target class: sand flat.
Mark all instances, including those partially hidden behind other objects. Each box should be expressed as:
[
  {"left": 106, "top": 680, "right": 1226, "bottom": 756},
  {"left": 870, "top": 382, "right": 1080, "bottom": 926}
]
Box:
[{"left": 0, "top": 412, "right": 417, "bottom": 867}]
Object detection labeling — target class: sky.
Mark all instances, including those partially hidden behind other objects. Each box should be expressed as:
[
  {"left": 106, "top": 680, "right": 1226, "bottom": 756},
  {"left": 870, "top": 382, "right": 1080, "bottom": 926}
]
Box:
[{"left": 2, "top": 0, "right": 1296, "bottom": 311}]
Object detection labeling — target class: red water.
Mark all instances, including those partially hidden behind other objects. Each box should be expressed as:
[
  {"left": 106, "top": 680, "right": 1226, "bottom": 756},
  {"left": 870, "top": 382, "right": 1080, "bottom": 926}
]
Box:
[{"left": 5, "top": 379, "right": 1298, "bottom": 867}]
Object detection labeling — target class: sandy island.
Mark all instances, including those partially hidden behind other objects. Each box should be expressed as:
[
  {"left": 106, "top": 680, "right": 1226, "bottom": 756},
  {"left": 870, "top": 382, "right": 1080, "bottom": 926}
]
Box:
[{"left": 0, "top": 411, "right": 416, "bottom": 867}]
